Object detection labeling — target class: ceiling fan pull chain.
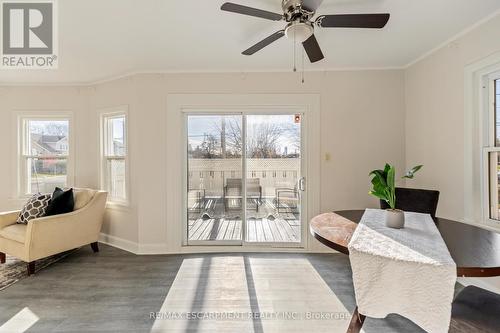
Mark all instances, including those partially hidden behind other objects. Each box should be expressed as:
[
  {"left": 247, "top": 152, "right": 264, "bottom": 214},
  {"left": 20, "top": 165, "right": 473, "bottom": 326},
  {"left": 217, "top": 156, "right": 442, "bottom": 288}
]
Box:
[
  {"left": 293, "top": 29, "right": 297, "bottom": 72},
  {"left": 301, "top": 48, "right": 305, "bottom": 84}
]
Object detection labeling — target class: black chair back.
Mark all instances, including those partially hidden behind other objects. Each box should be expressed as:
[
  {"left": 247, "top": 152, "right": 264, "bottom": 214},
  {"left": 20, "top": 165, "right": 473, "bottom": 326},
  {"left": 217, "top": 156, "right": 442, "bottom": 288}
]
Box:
[{"left": 380, "top": 187, "right": 440, "bottom": 218}]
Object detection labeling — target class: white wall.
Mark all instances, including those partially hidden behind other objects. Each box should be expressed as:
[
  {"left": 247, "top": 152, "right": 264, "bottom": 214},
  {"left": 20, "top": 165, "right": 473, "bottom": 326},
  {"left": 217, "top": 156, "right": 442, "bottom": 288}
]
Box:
[
  {"left": 406, "top": 14, "right": 500, "bottom": 221},
  {"left": 0, "top": 70, "right": 406, "bottom": 253},
  {"left": 96, "top": 71, "right": 406, "bottom": 252},
  {"left": 405, "top": 14, "right": 500, "bottom": 290}
]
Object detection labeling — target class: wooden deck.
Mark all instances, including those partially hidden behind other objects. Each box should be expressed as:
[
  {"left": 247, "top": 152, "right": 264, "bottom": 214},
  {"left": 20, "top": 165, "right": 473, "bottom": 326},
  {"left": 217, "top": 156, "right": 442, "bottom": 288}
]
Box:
[
  {"left": 188, "top": 198, "right": 301, "bottom": 242},
  {"left": 188, "top": 218, "right": 300, "bottom": 242}
]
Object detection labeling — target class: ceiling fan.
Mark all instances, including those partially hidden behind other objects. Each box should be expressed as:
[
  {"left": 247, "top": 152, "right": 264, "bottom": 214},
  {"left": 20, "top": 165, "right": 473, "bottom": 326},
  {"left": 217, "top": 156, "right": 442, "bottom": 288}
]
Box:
[{"left": 221, "top": 0, "right": 390, "bottom": 63}]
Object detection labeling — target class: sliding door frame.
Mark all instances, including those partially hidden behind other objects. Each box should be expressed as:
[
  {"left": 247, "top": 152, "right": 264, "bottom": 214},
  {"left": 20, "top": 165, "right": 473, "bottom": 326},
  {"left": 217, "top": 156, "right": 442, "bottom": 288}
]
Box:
[{"left": 182, "top": 108, "right": 307, "bottom": 248}]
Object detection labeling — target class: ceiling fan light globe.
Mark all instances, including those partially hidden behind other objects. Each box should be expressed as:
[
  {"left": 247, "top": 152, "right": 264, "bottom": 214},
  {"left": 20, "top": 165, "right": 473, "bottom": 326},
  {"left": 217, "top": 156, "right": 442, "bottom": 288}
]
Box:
[{"left": 285, "top": 22, "right": 314, "bottom": 43}]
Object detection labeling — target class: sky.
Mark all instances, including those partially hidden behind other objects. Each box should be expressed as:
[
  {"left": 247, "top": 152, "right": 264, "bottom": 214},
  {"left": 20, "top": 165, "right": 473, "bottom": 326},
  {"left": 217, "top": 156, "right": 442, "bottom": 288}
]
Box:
[{"left": 29, "top": 120, "right": 69, "bottom": 136}]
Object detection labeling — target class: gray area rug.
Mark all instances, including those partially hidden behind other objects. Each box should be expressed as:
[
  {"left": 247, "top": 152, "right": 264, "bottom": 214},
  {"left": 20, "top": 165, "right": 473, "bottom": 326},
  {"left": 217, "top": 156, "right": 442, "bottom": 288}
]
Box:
[{"left": 0, "top": 251, "right": 74, "bottom": 291}]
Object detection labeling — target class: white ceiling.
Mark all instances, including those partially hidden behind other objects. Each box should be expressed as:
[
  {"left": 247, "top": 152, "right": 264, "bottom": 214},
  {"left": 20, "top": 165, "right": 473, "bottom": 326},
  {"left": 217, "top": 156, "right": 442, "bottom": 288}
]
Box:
[{"left": 1, "top": 0, "right": 500, "bottom": 84}]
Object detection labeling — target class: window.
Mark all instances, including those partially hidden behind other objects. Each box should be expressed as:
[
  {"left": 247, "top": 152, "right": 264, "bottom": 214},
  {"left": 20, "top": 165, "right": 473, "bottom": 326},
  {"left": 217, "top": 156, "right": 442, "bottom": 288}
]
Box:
[
  {"left": 101, "top": 113, "right": 127, "bottom": 203},
  {"left": 485, "top": 76, "right": 500, "bottom": 221},
  {"left": 20, "top": 118, "right": 70, "bottom": 195}
]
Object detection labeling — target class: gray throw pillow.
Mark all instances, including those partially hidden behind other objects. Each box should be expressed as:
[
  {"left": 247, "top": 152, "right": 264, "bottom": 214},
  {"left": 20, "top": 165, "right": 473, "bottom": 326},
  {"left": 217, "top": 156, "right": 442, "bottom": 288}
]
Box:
[{"left": 16, "top": 193, "right": 52, "bottom": 224}]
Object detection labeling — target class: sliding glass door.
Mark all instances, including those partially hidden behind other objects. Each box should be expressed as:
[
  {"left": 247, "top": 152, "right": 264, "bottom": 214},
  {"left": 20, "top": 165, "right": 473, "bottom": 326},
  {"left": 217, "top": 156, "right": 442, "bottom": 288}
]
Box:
[
  {"left": 186, "top": 115, "right": 243, "bottom": 244},
  {"left": 245, "top": 115, "right": 302, "bottom": 244},
  {"left": 186, "top": 113, "right": 303, "bottom": 246}
]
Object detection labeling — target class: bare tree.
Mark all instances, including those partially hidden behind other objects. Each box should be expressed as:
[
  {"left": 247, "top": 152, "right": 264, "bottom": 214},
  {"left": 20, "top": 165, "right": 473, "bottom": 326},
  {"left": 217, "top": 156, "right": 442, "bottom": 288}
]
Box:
[
  {"left": 247, "top": 123, "right": 286, "bottom": 158},
  {"left": 199, "top": 133, "right": 219, "bottom": 158},
  {"left": 212, "top": 118, "right": 242, "bottom": 157},
  {"left": 210, "top": 117, "right": 301, "bottom": 158},
  {"left": 30, "top": 122, "right": 68, "bottom": 136}
]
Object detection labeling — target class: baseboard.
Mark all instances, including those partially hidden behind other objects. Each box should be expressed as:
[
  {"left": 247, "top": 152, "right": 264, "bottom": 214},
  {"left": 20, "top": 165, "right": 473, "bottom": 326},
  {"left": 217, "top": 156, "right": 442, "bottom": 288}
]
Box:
[
  {"left": 137, "top": 243, "right": 169, "bottom": 255},
  {"left": 98, "top": 233, "right": 139, "bottom": 254},
  {"left": 458, "top": 277, "right": 500, "bottom": 294},
  {"left": 98, "top": 233, "right": 339, "bottom": 255}
]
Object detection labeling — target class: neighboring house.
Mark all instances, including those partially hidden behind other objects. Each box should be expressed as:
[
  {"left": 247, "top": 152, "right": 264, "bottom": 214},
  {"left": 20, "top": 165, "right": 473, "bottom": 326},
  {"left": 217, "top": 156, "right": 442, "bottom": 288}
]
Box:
[
  {"left": 55, "top": 137, "right": 68, "bottom": 152},
  {"left": 30, "top": 134, "right": 68, "bottom": 155},
  {"left": 113, "top": 140, "right": 125, "bottom": 156}
]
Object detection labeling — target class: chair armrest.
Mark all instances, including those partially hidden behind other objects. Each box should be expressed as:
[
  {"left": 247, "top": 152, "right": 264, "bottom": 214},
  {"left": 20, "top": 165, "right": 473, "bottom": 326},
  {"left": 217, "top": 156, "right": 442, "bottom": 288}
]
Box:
[
  {"left": 0, "top": 210, "right": 20, "bottom": 229},
  {"left": 276, "top": 187, "right": 295, "bottom": 195}
]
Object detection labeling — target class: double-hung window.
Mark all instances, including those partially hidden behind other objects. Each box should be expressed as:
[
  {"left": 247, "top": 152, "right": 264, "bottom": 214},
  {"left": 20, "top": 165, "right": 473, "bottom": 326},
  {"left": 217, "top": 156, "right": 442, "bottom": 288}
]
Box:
[
  {"left": 101, "top": 112, "right": 128, "bottom": 203},
  {"left": 484, "top": 74, "right": 500, "bottom": 222},
  {"left": 20, "top": 118, "right": 70, "bottom": 195}
]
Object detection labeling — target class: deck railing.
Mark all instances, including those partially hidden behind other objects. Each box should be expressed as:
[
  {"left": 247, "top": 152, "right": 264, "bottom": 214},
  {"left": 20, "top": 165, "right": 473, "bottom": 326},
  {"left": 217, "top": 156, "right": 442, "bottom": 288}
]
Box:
[{"left": 188, "top": 158, "right": 300, "bottom": 197}]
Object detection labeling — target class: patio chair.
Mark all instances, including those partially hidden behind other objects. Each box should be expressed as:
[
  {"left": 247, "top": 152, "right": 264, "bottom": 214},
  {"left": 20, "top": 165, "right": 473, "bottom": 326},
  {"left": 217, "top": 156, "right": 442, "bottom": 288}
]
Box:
[
  {"left": 275, "top": 183, "right": 299, "bottom": 213},
  {"left": 187, "top": 188, "right": 206, "bottom": 213},
  {"left": 223, "top": 178, "right": 262, "bottom": 212}
]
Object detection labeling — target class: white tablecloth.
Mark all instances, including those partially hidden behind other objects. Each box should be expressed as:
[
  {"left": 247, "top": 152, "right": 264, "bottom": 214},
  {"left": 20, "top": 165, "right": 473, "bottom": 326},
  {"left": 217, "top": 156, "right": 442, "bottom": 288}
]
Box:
[{"left": 348, "top": 209, "right": 456, "bottom": 333}]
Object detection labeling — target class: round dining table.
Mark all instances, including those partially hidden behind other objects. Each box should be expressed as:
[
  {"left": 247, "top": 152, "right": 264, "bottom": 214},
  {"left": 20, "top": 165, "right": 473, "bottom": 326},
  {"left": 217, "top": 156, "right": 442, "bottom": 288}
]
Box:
[{"left": 309, "top": 210, "right": 500, "bottom": 333}]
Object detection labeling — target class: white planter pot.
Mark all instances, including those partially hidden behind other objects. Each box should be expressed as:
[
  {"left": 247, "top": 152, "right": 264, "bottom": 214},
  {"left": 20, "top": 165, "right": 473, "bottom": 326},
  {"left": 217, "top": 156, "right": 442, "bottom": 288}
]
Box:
[{"left": 385, "top": 209, "right": 405, "bottom": 229}]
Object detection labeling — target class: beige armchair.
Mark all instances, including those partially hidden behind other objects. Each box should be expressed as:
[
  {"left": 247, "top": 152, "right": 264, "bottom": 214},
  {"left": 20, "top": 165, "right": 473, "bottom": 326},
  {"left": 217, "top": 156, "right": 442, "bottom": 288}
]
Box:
[{"left": 0, "top": 189, "right": 107, "bottom": 275}]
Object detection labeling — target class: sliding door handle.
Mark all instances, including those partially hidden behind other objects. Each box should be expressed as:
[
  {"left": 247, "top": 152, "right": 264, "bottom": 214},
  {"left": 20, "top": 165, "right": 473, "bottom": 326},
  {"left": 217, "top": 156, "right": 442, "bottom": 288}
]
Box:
[{"left": 298, "top": 177, "right": 306, "bottom": 191}]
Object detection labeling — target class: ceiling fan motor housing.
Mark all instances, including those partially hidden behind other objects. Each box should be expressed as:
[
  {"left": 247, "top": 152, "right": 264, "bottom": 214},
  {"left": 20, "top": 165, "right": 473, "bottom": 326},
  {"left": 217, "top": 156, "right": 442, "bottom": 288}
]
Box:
[{"left": 282, "top": 0, "right": 315, "bottom": 21}]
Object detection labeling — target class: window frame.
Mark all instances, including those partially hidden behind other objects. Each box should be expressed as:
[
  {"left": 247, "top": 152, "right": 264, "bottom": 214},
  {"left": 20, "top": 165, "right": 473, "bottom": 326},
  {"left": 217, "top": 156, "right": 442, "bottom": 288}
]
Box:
[
  {"left": 99, "top": 108, "right": 129, "bottom": 206},
  {"left": 16, "top": 112, "right": 74, "bottom": 198},
  {"left": 482, "top": 71, "right": 500, "bottom": 224}
]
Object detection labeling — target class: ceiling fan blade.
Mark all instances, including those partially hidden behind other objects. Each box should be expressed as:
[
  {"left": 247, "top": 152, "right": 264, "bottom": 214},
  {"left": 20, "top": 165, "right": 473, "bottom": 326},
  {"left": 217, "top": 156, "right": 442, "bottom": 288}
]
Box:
[
  {"left": 302, "top": 34, "right": 324, "bottom": 63},
  {"left": 316, "top": 13, "right": 390, "bottom": 28},
  {"left": 301, "top": 0, "right": 324, "bottom": 12},
  {"left": 242, "top": 30, "right": 285, "bottom": 55},
  {"left": 221, "top": 2, "right": 283, "bottom": 21}
]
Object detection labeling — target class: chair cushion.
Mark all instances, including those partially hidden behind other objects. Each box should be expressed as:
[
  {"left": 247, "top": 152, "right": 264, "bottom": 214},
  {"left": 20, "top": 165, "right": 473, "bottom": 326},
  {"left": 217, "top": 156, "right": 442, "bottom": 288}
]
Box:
[
  {"left": 73, "top": 188, "right": 96, "bottom": 210},
  {"left": 0, "top": 224, "right": 27, "bottom": 243},
  {"left": 450, "top": 286, "right": 500, "bottom": 333},
  {"left": 16, "top": 193, "right": 52, "bottom": 224},
  {"left": 45, "top": 187, "right": 74, "bottom": 216}
]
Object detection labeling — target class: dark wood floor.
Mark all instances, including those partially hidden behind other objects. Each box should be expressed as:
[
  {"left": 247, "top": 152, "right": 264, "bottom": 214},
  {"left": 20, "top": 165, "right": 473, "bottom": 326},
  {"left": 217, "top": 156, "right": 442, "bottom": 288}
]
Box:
[{"left": 0, "top": 245, "right": 433, "bottom": 332}]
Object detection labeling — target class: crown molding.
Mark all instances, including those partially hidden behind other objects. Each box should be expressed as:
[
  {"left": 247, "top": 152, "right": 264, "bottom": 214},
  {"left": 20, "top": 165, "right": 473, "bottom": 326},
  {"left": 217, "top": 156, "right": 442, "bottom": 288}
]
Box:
[{"left": 404, "top": 9, "right": 500, "bottom": 68}]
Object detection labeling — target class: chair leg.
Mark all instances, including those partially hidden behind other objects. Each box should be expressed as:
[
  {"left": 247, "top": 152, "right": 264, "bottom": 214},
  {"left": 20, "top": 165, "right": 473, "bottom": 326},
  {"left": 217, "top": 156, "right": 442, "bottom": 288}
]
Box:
[
  {"left": 0, "top": 252, "right": 5, "bottom": 264},
  {"left": 90, "top": 242, "right": 99, "bottom": 253},
  {"left": 27, "top": 262, "right": 35, "bottom": 276},
  {"left": 347, "top": 306, "right": 366, "bottom": 333}
]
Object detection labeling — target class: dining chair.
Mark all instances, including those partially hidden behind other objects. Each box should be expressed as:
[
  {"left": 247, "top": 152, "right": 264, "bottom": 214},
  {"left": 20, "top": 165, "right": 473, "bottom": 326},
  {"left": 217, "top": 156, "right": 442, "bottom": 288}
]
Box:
[
  {"left": 380, "top": 187, "right": 440, "bottom": 219},
  {"left": 449, "top": 285, "right": 500, "bottom": 333}
]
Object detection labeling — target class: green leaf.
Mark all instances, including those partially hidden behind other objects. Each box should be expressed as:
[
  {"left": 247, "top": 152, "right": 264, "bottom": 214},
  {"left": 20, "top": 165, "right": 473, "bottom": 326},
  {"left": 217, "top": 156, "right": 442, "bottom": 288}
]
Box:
[
  {"left": 369, "top": 190, "right": 388, "bottom": 201},
  {"left": 369, "top": 163, "right": 397, "bottom": 206},
  {"left": 386, "top": 166, "right": 395, "bottom": 190},
  {"left": 403, "top": 164, "right": 423, "bottom": 179},
  {"left": 386, "top": 166, "right": 396, "bottom": 209},
  {"left": 383, "top": 163, "right": 391, "bottom": 178},
  {"left": 369, "top": 170, "right": 387, "bottom": 187}
]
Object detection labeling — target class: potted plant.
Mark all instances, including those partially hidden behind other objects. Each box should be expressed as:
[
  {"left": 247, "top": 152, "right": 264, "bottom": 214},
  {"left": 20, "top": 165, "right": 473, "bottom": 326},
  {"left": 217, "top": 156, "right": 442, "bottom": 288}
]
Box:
[{"left": 369, "top": 164, "right": 423, "bottom": 228}]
